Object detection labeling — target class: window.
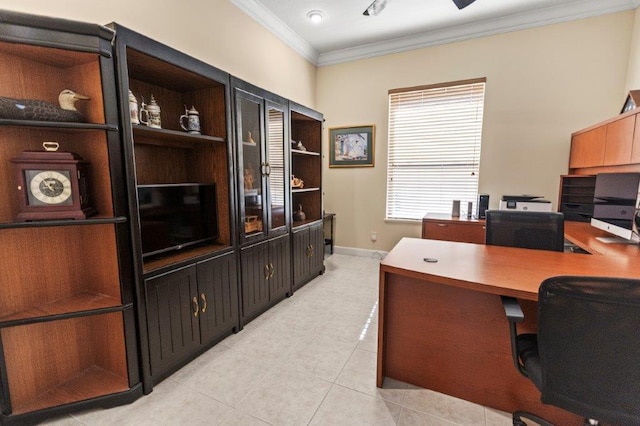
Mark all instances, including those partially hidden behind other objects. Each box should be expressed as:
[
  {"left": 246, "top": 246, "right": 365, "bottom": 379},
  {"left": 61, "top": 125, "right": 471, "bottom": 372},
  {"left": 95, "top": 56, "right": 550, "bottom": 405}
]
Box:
[{"left": 386, "top": 78, "right": 486, "bottom": 220}]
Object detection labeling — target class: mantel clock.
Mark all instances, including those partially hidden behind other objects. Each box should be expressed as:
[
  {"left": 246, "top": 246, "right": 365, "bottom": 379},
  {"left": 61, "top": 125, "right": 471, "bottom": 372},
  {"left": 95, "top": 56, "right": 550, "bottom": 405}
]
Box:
[{"left": 11, "top": 142, "right": 97, "bottom": 221}]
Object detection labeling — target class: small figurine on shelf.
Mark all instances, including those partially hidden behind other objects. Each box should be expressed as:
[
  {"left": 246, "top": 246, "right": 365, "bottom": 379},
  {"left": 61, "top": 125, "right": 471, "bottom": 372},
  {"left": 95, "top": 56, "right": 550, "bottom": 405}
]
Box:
[
  {"left": 0, "top": 89, "right": 90, "bottom": 122},
  {"left": 291, "top": 174, "right": 304, "bottom": 188},
  {"left": 128, "top": 90, "right": 140, "bottom": 125},
  {"left": 244, "top": 165, "right": 256, "bottom": 190},
  {"left": 246, "top": 131, "right": 256, "bottom": 145},
  {"left": 179, "top": 105, "right": 201, "bottom": 134},
  {"left": 293, "top": 204, "right": 306, "bottom": 222},
  {"left": 139, "top": 94, "right": 161, "bottom": 128},
  {"left": 296, "top": 141, "right": 307, "bottom": 151}
]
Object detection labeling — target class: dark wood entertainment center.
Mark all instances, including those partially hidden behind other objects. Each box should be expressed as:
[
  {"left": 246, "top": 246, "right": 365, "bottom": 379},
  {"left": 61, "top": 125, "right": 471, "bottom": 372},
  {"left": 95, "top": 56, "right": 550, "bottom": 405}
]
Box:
[{"left": 0, "top": 11, "right": 324, "bottom": 424}]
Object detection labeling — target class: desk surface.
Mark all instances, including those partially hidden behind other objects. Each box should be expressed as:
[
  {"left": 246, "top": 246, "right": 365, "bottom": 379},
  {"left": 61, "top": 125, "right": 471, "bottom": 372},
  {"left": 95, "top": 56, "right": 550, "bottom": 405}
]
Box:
[{"left": 382, "top": 222, "right": 640, "bottom": 301}]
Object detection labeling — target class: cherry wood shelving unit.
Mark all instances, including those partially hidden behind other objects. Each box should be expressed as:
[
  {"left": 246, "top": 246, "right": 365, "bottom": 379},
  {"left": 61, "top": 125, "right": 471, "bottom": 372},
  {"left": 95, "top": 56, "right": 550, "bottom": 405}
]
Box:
[{"left": 0, "top": 11, "right": 142, "bottom": 425}]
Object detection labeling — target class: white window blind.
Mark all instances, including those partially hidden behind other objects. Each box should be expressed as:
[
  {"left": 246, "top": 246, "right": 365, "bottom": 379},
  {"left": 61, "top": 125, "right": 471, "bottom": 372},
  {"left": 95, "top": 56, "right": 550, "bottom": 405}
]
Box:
[
  {"left": 386, "top": 78, "right": 485, "bottom": 220},
  {"left": 267, "top": 109, "right": 285, "bottom": 207}
]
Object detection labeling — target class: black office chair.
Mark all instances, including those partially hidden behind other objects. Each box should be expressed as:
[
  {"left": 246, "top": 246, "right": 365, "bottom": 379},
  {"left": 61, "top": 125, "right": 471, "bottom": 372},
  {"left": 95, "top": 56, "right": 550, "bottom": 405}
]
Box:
[
  {"left": 485, "top": 210, "right": 564, "bottom": 252},
  {"left": 502, "top": 276, "right": 640, "bottom": 425}
]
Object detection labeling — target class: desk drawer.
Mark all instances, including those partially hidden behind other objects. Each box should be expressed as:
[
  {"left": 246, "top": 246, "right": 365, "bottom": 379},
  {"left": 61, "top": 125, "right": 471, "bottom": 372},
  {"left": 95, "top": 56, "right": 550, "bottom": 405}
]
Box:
[{"left": 422, "top": 221, "right": 485, "bottom": 244}]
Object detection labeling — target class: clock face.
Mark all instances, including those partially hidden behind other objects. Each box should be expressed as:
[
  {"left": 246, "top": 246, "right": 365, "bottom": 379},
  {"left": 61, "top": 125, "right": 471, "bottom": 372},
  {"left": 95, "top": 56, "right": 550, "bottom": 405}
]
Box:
[{"left": 26, "top": 170, "right": 73, "bottom": 206}]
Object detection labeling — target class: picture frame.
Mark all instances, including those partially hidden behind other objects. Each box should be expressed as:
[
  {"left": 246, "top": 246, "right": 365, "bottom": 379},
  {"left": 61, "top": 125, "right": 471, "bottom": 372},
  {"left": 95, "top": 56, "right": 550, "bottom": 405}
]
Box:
[{"left": 329, "top": 125, "right": 375, "bottom": 167}]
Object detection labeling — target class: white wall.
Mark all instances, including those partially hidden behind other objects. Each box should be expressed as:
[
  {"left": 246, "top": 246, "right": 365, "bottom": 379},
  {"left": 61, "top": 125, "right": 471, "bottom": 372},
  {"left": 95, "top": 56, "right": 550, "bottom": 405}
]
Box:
[
  {"left": 625, "top": 7, "right": 640, "bottom": 93},
  {"left": 318, "top": 12, "right": 635, "bottom": 251},
  {"left": 0, "top": 0, "right": 317, "bottom": 108}
]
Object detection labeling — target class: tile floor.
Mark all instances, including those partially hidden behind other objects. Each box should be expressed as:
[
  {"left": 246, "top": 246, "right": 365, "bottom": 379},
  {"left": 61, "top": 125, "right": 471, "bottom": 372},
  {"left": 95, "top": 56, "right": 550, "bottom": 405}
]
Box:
[{"left": 46, "top": 253, "right": 513, "bottom": 425}]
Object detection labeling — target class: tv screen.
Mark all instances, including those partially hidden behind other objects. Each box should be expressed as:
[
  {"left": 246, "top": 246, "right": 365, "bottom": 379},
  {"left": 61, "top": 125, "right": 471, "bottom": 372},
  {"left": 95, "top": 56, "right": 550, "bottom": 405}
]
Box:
[
  {"left": 137, "top": 183, "right": 218, "bottom": 258},
  {"left": 591, "top": 172, "right": 640, "bottom": 241}
]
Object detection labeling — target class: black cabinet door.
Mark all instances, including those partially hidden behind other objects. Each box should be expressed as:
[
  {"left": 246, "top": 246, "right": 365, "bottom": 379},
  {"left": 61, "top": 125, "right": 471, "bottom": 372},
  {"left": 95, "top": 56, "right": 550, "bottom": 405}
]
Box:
[
  {"left": 240, "top": 241, "right": 270, "bottom": 321},
  {"left": 196, "top": 253, "right": 239, "bottom": 347},
  {"left": 292, "top": 222, "right": 324, "bottom": 290},
  {"left": 292, "top": 227, "right": 310, "bottom": 290},
  {"left": 308, "top": 221, "right": 325, "bottom": 277},
  {"left": 145, "top": 266, "right": 200, "bottom": 381},
  {"left": 269, "top": 234, "right": 291, "bottom": 302}
]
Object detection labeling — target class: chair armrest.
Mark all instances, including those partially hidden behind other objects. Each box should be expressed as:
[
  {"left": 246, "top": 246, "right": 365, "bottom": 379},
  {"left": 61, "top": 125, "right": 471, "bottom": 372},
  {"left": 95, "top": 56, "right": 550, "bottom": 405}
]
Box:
[
  {"left": 500, "top": 296, "right": 528, "bottom": 377},
  {"left": 501, "top": 296, "right": 524, "bottom": 323}
]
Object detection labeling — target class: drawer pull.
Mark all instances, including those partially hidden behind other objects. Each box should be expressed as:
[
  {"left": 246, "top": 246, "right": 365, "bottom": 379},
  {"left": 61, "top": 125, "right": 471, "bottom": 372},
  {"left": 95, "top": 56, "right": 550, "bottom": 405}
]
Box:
[{"left": 436, "top": 224, "right": 448, "bottom": 227}]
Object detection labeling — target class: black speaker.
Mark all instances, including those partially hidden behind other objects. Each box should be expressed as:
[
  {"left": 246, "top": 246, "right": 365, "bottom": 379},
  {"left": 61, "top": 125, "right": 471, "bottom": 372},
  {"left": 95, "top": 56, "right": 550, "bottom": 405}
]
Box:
[{"left": 477, "top": 194, "right": 489, "bottom": 219}]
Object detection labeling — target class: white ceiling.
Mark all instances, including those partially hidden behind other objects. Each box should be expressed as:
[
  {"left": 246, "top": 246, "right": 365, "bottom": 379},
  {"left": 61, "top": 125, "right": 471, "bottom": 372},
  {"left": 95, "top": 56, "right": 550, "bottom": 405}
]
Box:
[{"left": 231, "top": 0, "right": 640, "bottom": 66}]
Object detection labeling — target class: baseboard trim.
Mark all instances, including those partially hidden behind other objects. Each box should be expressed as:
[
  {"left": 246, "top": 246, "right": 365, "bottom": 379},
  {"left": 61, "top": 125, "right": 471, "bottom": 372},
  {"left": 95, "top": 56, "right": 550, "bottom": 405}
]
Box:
[{"left": 333, "top": 246, "right": 388, "bottom": 259}]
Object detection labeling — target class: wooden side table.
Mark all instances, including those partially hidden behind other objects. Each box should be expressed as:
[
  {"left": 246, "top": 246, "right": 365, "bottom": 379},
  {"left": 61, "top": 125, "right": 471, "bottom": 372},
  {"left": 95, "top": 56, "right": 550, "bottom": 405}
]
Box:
[{"left": 323, "top": 212, "right": 336, "bottom": 254}]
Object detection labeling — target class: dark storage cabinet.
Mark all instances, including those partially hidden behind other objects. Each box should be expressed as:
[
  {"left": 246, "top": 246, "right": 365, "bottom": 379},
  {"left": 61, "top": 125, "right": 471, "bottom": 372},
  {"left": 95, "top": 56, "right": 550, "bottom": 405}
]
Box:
[
  {"left": 292, "top": 221, "right": 325, "bottom": 290},
  {"left": 0, "top": 11, "right": 142, "bottom": 424},
  {"left": 145, "top": 252, "right": 238, "bottom": 382},
  {"left": 289, "top": 102, "right": 324, "bottom": 291},
  {"left": 240, "top": 234, "right": 291, "bottom": 322},
  {"left": 109, "top": 24, "right": 239, "bottom": 389},
  {"left": 232, "top": 78, "right": 290, "bottom": 245}
]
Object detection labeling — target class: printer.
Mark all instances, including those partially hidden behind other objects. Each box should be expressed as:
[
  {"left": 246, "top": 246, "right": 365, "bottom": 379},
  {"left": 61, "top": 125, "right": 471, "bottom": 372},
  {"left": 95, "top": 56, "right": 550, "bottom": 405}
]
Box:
[{"left": 498, "top": 195, "right": 552, "bottom": 212}]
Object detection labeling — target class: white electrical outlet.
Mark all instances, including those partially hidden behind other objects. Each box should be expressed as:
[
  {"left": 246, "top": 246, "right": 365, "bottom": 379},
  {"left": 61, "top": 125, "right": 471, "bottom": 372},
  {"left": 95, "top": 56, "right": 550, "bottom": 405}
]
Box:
[{"left": 371, "top": 232, "right": 377, "bottom": 242}]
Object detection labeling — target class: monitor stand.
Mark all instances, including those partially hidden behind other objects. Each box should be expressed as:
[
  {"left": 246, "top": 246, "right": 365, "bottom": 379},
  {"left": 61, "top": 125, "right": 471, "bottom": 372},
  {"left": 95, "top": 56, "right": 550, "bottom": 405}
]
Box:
[{"left": 595, "top": 236, "right": 637, "bottom": 244}]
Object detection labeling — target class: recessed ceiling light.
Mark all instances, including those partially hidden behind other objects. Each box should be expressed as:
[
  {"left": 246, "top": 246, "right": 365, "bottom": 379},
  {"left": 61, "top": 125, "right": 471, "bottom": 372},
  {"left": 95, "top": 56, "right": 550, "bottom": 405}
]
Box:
[{"left": 307, "top": 10, "right": 324, "bottom": 24}]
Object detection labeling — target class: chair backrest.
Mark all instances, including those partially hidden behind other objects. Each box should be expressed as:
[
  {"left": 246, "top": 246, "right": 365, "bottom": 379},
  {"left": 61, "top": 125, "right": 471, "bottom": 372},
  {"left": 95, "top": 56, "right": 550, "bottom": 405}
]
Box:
[
  {"left": 485, "top": 210, "right": 564, "bottom": 252},
  {"left": 537, "top": 276, "right": 640, "bottom": 424}
]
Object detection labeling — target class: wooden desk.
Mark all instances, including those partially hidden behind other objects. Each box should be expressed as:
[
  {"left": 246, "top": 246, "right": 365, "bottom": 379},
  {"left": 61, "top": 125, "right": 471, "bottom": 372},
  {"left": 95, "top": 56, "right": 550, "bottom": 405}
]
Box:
[{"left": 377, "top": 225, "right": 640, "bottom": 425}]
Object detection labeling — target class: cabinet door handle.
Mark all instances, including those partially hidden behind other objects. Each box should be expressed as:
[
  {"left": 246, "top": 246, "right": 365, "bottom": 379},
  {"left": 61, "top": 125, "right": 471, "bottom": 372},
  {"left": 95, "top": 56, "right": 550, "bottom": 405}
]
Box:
[
  {"left": 269, "top": 263, "right": 275, "bottom": 278},
  {"left": 261, "top": 162, "right": 267, "bottom": 176},
  {"left": 192, "top": 296, "right": 199, "bottom": 317},
  {"left": 200, "top": 293, "right": 207, "bottom": 313},
  {"left": 436, "top": 223, "right": 448, "bottom": 227},
  {"left": 265, "top": 162, "right": 271, "bottom": 176},
  {"left": 264, "top": 264, "right": 270, "bottom": 280}
]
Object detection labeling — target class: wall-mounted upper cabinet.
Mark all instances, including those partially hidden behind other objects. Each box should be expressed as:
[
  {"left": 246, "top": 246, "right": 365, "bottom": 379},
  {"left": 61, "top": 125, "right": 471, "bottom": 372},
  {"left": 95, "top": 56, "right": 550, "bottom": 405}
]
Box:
[{"left": 569, "top": 109, "right": 640, "bottom": 172}]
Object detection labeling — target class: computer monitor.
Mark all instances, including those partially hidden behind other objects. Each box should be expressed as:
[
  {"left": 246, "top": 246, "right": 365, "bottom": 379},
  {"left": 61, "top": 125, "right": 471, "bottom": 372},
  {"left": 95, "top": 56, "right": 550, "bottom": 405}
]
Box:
[
  {"left": 485, "top": 210, "right": 565, "bottom": 252},
  {"left": 590, "top": 172, "right": 640, "bottom": 243}
]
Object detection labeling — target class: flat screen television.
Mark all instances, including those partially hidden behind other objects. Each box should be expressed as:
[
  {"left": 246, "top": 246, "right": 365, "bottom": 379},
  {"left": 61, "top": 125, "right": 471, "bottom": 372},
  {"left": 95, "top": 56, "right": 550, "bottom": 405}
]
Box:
[
  {"left": 137, "top": 183, "right": 218, "bottom": 258},
  {"left": 590, "top": 172, "right": 640, "bottom": 243}
]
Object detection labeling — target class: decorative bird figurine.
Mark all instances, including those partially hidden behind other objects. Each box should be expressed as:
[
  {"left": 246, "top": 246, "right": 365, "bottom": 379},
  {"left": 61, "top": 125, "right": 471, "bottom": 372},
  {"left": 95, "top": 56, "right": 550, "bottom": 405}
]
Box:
[{"left": 0, "top": 89, "right": 90, "bottom": 122}]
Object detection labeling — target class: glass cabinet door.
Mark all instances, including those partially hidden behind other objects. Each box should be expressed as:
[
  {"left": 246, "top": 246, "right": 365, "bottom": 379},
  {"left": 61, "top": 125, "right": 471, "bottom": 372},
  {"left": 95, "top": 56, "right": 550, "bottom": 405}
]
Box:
[
  {"left": 266, "top": 103, "right": 287, "bottom": 233},
  {"left": 238, "top": 93, "right": 264, "bottom": 239}
]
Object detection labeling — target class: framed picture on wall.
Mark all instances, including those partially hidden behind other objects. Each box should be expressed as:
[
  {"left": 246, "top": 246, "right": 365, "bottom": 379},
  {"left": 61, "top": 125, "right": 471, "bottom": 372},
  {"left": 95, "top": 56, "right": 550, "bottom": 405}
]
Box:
[{"left": 329, "top": 125, "right": 375, "bottom": 167}]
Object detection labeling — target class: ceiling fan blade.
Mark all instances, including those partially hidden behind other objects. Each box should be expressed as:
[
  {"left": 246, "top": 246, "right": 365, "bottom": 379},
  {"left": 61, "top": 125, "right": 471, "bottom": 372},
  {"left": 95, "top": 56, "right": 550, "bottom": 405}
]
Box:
[
  {"left": 452, "top": 0, "right": 476, "bottom": 9},
  {"left": 363, "top": 0, "right": 390, "bottom": 16}
]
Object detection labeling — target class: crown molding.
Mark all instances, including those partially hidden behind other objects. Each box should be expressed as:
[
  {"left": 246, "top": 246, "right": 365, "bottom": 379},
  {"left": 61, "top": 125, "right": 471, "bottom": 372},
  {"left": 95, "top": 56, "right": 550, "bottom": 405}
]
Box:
[
  {"left": 318, "top": 0, "right": 637, "bottom": 66},
  {"left": 230, "top": 0, "right": 319, "bottom": 64},
  {"left": 232, "top": 0, "right": 637, "bottom": 67}
]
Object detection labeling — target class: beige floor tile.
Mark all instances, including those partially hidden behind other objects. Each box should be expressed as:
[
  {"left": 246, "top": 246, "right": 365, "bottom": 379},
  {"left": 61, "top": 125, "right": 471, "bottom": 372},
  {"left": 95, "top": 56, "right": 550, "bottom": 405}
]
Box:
[
  {"left": 186, "top": 347, "right": 274, "bottom": 406},
  {"left": 125, "top": 384, "right": 231, "bottom": 425},
  {"left": 282, "top": 333, "right": 356, "bottom": 382},
  {"left": 484, "top": 407, "right": 513, "bottom": 426},
  {"left": 64, "top": 378, "right": 181, "bottom": 425},
  {"left": 222, "top": 318, "right": 308, "bottom": 361},
  {"left": 397, "top": 406, "right": 458, "bottom": 425},
  {"left": 220, "top": 409, "right": 270, "bottom": 425},
  {"left": 402, "top": 384, "right": 486, "bottom": 425},
  {"left": 335, "top": 348, "right": 407, "bottom": 404},
  {"left": 310, "top": 384, "right": 401, "bottom": 425},
  {"left": 235, "top": 365, "right": 332, "bottom": 425}
]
